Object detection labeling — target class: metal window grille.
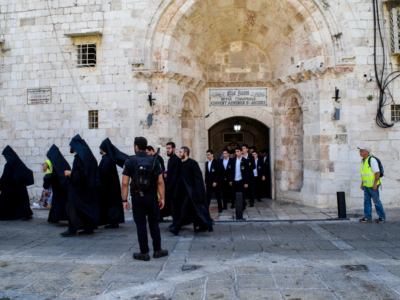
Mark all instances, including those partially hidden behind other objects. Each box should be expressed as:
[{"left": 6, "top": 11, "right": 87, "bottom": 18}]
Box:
[
  {"left": 77, "top": 44, "right": 96, "bottom": 67},
  {"left": 391, "top": 104, "right": 400, "bottom": 122},
  {"left": 389, "top": 8, "right": 400, "bottom": 55},
  {"left": 88, "top": 110, "right": 98, "bottom": 129}
]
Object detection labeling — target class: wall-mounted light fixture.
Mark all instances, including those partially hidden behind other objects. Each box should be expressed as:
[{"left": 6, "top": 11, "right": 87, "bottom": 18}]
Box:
[
  {"left": 332, "top": 87, "right": 341, "bottom": 102},
  {"left": 148, "top": 93, "right": 155, "bottom": 107},
  {"left": 234, "top": 121, "right": 241, "bottom": 132}
]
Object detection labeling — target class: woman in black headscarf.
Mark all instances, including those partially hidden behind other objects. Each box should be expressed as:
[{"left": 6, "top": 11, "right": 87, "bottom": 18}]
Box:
[
  {"left": 0, "top": 146, "right": 34, "bottom": 220},
  {"left": 61, "top": 135, "right": 100, "bottom": 237},
  {"left": 98, "top": 138, "right": 128, "bottom": 228},
  {"left": 44, "top": 145, "right": 71, "bottom": 223}
]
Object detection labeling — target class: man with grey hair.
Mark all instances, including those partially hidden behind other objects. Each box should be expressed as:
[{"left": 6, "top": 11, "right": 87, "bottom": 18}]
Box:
[{"left": 358, "top": 146, "right": 386, "bottom": 223}]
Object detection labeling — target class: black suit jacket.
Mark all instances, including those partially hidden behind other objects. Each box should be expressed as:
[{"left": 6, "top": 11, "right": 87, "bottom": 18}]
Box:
[
  {"left": 254, "top": 159, "right": 265, "bottom": 178},
  {"left": 229, "top": 157, "right": 248, "bottom": 185},
  {"left": 205, "top": 159, "right": 221, "bottom": 185},
  {"left": 166, "top": 154, "right": 182, "bottom": 197},
  {"left": 220, "top": 158, "right": 233, "bottom": 182}
]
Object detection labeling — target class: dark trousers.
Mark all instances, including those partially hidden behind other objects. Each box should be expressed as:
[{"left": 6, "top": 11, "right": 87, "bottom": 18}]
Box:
[
  {"left": 206, "top": 182, "right": 222, "bottom": 209},
  {"left": 245, "top": 176, "right": 255, "bottom": 204},
  {"left": 254, "top": 176, "right": 264, "bottom": 200},
  {"left": 232, "top": 180, "right": 246, "bottom": 207},
  {"left": 131, "top": 192, "right": 161, "bottom": 254},
  {"left": 221, "top": 180, "right": 231, "bottom": 206},
  {"left": 171, "top": 188, "right": 185, "bottom": 226}
]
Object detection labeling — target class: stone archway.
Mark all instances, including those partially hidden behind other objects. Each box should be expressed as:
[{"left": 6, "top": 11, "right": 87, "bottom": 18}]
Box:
[
  {"left": 275, "top": 89, "right": 304, "bottom": 202},
  {"left": 180, "top": 92, "right": 205, "bottom": 163}
]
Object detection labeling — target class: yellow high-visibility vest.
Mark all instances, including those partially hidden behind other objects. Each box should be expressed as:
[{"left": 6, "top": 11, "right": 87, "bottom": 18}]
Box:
[{"left": 360, "top": 156, "right": 381, "bottom": 187}]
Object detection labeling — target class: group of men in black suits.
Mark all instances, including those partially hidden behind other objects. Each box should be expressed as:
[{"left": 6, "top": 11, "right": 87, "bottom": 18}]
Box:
[{"left": 205, "top": 144, "right": 270, "bottom": 213}]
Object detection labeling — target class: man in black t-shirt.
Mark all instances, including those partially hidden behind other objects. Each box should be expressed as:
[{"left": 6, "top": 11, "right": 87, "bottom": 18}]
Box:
[{"left": 121, "top": 137, "right": 168, "bottom": 261}]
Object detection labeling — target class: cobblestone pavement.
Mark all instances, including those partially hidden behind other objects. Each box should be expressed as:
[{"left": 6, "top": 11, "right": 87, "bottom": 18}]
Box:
[
  {"left": 1, "top": 205, "right": 400, "bottom": 300},
  {"left": 209, "top": 198, "right": 351, "bottom": 221}
]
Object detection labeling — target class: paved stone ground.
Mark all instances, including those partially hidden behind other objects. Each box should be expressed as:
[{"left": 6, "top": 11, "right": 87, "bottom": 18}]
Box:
[
  {"left": 1, "top": 203, "right": 400, "bottom": 300},
  {"left": 209, "top": 198, "right": 348, "bottom": 221}
]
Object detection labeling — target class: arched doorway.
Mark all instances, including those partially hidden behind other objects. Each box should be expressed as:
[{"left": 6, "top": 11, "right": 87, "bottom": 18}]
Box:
[{"left": 208, "top": 117, "right": 272, "bottom": 198}]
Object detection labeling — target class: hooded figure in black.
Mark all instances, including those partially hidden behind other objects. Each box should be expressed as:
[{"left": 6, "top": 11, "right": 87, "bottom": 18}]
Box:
[
  {"left": 0, "top": 146, "right": 34, "bottom": 220},
  {"left": 61, "top": 135, "right": 100, "bottom": 237},
  {"left": 45, "top": 145, "right": 70, "bottom": 223},
  {"left": 167, "top": 147, "right": 213, "bottom": 235},
  {"left": 98, "top": 138, "right": 128, "bottom": 228}
]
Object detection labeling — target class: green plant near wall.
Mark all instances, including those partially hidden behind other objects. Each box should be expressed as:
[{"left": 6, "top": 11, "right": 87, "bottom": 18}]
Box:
[{"left": 367, "top": 95, "right": 373, "bottom": 101}]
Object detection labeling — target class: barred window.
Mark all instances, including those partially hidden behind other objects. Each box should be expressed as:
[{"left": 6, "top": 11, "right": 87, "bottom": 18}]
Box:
[
  {"left": 88, "top": 110, "right": 98, "bottom": 129},
  {"left": 77, "top": 44, "right": 96, "bottom": 67},
  {"left": 391, "top": 104, "right": 400, "bottom": 122}
]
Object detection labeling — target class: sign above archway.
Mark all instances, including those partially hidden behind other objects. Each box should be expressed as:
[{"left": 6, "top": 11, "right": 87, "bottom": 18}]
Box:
[{"left": 209, "top": 88, "right": 268, "bottom": 107}]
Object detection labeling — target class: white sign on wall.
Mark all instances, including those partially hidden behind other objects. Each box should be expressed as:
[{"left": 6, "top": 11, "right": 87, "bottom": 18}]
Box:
[
  {"left": 27, "top": 88, "right": 52, "bottom": 105},
  {"left": 209, "top": 87, "right": 268, "bottom": 107}
]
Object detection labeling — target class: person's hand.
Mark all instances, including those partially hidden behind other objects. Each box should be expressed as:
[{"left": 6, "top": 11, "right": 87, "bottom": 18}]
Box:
[
  {"left": 64, "top": 171, "right": 71, "bottom": 177},
  {"left": 229, "top": 182, "right": 232, "bottom": 186},
  {"left": 262, "top": 176, "right": 265, "bottom": 181},
  {"left": 123, "top": 202, "right": 130, "bottom": 211},
  {"left": 159, "top": 198, "right": 165, "bottom": 209},
  {"left": 213, "top": 182, "right": 217, "bottom": 187},
  {"left": 244, "top": 184, "right": 248, "bottom": 188},
  {"left": 205, "top": 184, "right": 207, "bottom": 189},
  {"left": 163, "top": 173, "right": 167, "bottom": 179},
  {"left": 372, "top": 184, "right": 378, "bottom": 191},
  {"left": 360, "top": 184, "right": 364, "bottom": 191}
]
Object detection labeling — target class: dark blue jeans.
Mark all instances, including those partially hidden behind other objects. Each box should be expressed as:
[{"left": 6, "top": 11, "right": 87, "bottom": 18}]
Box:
[{"left": 363, "top": 186, "right": 385, "bottom": 219}]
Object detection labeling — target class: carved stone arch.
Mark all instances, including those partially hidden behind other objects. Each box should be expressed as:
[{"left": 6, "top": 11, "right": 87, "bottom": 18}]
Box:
[
  {"left": 180, "top": 91, "right": 205, "bottom": 162},
  {"left": 275, "top": 89, "right": 304, "bottom": 198}
]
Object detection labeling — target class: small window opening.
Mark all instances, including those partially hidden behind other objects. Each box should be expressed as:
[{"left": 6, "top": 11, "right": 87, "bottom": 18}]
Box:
[
  {"left": 77, "top": 44, "right": 96, "bottom": 67},
  {"left": 391, "top": 104, "right": 400, "bottom": 122},
  {"left": 88, "top": 110, "right": 98, "bottom": 129}
]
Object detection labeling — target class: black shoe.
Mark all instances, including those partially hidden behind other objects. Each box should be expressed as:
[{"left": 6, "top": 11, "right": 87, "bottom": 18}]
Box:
[
  {"left": 194, "top": 228, "right": 207, "bottom": 233},
  {"left": 105, "top": 224, "right": 119, "bottom": 229},
  {"left": 168, "top": 223, "right": 174, "bottom": 229},
  {"left": 231, "top": 204, "right": 235, "bottom": 209},
  {"left": 153, "top": 249, "right": 168, "bottom": 258},
  {"left": 244, "top": 201, "right": 248, "bottom": 207},
  {"left": 222, "top": 206, "right": 228, "bottom": 210},
  {"left": 133, "top": 252, "right": 150, "bottom": 261},
  {"left": 167, "top": 227, "right": 179, "bottom": 236},
  {"left": 79, "top": 229, "right": 94, "bottom": 235},
  {"left": 218, "top": 209, "right": 223, "bottom": 213},
  {"left": 250, "top": 203, "right": 254, "bottom": 207},
  {"left": 257, "top": 199, "right": 262, "bottom": 202},
  {"left": 60, "top": 230, "right": 77, "bottom": 237}
]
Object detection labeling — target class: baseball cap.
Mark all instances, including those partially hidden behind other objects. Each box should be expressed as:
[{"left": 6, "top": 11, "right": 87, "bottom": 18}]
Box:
[{"left": 358, "top": 146, "right": 371, "bottom": 153}]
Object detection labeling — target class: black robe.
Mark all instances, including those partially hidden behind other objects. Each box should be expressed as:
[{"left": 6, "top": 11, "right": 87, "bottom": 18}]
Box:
[
  {"left": 179, "top": 158, "right": 213, "bottom": 231},
  {"left": 67, "top": 155, "right": 99, "bottom": 231},
  {"left": 98, "top": 154, "right": 125, "bottom": 226},
  {"left": 45, "top": 144, "right": 70, "bottom": 222},
  {"left": 67, "top": 135, "right": 100, "bottom": 231},
  {"left": 0, "top": 146, "right": 34, "bottom": 220}
]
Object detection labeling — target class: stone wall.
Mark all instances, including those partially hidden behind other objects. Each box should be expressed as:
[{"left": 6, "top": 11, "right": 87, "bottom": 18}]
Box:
[{"left": 0, "top": 0, "right": 399, "bottom": 208}]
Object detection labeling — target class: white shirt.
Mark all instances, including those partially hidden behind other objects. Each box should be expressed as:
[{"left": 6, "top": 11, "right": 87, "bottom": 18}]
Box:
[
  {"left": 243, "top": 153, "right": 248, "bottom": 159},
  {"left": 223, "top": 158, "right": 229, "bottom": 169},
  {"left": 253, "top": 159, "right": 258, "bottom": 177},
  {"left": 362, "top": 157, "right": 380, "bottom": 173},
  {"left": 208, "top": 159, "right": 213, "bottom": 172},
  {"left": 235, "top": 157, "right": 242, "bottom": 181},
  {"left": 263, "top": 156, "right": 267, "bottom": 163}
]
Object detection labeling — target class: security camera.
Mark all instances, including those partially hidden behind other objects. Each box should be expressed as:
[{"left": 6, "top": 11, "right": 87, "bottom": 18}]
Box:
[
  {"left": 366, "top": 78, "right": 373, "bottom": 82},
  {"left": 296, "top": 61, "right": 304, "bottom": 68},
  {"left": 364, "top": 73, "right": 368, "bottom": 77}
]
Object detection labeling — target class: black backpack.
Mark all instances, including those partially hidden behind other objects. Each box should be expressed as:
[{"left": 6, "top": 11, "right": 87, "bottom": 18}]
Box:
[
  {"left": 368, "top": 156, "right": 384, "bottom": 177},
  {"left": 129, "top": 154, "right": 157, "bottom": 193}
]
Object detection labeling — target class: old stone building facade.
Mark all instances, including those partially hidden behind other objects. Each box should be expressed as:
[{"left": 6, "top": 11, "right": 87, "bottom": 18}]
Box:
[{"left": 0, "top": 0, "right": 399, "bottom": 208}]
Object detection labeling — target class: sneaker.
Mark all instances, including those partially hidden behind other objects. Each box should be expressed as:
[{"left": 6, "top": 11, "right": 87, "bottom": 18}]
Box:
[
  {"left": 60, "top": 230, "right": 77, "bottom": 237},
  {"left": 359, "top": 217, "right": 373, "bottom": 223},
  {"left": 375, "top": 218, "right": 386, "bottom": 223},
  {"left": 133, "top": 252, "right": 150, "bottom": 261},
  {"left": 153, "top": 249, "right": 168, "bottom": 258}
]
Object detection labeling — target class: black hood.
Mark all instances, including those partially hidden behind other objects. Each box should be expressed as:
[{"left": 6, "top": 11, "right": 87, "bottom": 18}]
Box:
[
  {"left": 69, "top": 134, "right": 100, "bottom": 188},
  {"left": 47, "top": 144, "right": 71, "bottom": 190},
  {"left": 99, "top": 138, "right": 129, "bottom": 168},
  {"left": 2, "top": 145, "right": 34, "bottom": 186}
]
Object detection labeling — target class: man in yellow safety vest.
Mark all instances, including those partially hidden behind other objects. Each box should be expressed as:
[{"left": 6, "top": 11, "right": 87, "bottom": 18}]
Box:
[{"left": 358, "top": 146, "right": 386, "bottom": 223}]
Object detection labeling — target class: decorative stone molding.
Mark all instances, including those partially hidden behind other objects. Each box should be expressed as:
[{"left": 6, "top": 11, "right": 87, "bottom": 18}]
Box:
[{"left": 133, "top": 71, "right": 206, "bottom": 91}]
